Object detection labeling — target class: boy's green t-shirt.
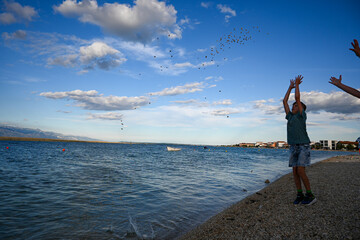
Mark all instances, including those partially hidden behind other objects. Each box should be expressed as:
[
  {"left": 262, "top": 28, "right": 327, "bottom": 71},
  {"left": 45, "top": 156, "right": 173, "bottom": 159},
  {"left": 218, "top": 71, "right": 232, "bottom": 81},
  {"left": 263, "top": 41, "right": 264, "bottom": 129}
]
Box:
[{"left": 286, "top": 111, "right": 311, "bottom": 145}]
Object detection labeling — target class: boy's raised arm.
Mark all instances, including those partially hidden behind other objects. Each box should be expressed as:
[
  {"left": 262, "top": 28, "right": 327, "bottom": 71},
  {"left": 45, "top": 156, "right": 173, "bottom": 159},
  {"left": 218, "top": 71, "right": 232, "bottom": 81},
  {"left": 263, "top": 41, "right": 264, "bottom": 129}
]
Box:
[
  {"left": 329, "top": 75, "right": 360, "bottom": 99},
  {"left": 283, "top": 79, "right": 295, "bottom": 115},
  {"left": 295, "top": 75, "right": 304, "bottom": 114}
]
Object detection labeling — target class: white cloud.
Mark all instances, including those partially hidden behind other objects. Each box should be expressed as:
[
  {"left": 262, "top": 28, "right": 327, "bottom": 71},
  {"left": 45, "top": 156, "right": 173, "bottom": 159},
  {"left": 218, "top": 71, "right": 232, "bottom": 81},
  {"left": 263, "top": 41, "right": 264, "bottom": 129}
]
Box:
[
  {"left": 80, "top": 42, "right": 119, "bottom": 62},
  {"left": 40, "top": 90, "right": 150, "bottom": 111},
  {"left": 252, "top": 90, "right": 360, "bottom": 116},
  {"left": 4, "top": 32, "right": 125, "bottom": 71},
  {"left": 217, "top": 4, "right": 236, "bottom": 22},
  {"left": 213, "top": 99, "right": 232, "bottom": 105},
  {"left": 173, "top": 62, "right": 194, "bottom": 68},
  {"left": 172, "top": 60, "right": 215, "bottom": 70},
  {"left": 195, "top": 61, "right": 215, "bottom": 68},
  {"left": 126, "top": 104, "right": 246, "bottom": 130},
  {"left": 179, "top": 16, "right": 189, "bottom": 25},
  {"left": 253, "top": 100, "right": 282, "bottom": 115},
  {"left": 172, "top": 99, "right": 199, "bottom": 105},
  {"left": 171, "top": 99, "right": 210, "bottom": 108},
  {"left": 205, "top": 76, "right": 223, "bottom": 82},
  {"left": 149, "top": 82, "right": 209, "bottom": 96},
  {"left": 54, "top": 0, "right": 181, "bottom": 43},
  {"left": 0, "top": 1, "right": 38, "bottom": 24},
  {"left": 0, "top": 12, "right": 16, "bottom": 24},
  {"left": 208, "top": 109, "right": 240, "bottom": 116},
  {"left": 79, "top": 41, "right": 126, "bottom": 70},
  {"left": 87, "top": 112, "right": 123, "bottom": 121},
  {"left": 115, "top": 40, "right": 164, "bottom": 59},
  {"left": 201, "top": 2, "right": 211, "bottom": 8},
  {"left": 2, "top": 29, "right": 26, "bottom": 40},
  {"left": 57, "top": 110, "right": 72, "bottom": 114},
  {"left": 299, "top": 90, "right": 360, "bottom": 114},
  {"left": 47, "top": 54, "right": 78, "bottom": 67}
]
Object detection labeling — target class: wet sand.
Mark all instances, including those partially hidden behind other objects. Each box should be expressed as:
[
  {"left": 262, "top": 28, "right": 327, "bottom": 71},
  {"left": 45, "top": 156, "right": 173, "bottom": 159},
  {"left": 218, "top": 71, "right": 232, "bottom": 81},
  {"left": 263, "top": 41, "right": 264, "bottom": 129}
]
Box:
[{"left": 179, "top": 155, "right": 360, "bottom": 240}]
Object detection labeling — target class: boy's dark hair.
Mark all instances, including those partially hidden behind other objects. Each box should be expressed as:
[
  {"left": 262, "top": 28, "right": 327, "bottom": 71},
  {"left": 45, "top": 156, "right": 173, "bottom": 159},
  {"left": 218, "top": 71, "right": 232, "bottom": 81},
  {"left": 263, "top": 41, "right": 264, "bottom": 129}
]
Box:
[{"left": 293, "top": 101, "right": 307, "bottom": 111}]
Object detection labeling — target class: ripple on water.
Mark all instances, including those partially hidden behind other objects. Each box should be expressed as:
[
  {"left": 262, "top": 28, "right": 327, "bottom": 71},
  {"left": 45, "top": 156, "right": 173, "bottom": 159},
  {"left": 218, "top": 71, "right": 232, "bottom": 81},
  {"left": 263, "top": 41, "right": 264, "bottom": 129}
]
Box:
[{"left": 0, "top": 142, "right": 353, "bottom": 239}]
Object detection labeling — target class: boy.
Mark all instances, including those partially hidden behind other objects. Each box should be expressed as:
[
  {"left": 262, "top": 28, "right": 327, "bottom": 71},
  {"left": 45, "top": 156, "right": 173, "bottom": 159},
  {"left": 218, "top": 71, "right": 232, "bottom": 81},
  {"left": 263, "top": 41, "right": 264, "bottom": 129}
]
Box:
[{"left": 283, "top": 75, "right": 317, "bottom": 205}]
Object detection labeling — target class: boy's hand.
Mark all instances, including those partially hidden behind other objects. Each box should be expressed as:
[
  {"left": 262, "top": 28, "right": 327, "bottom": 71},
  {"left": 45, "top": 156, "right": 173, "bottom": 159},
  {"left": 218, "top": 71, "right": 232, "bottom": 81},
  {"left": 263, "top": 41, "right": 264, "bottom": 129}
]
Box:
[
  {"left": 329, "top": 75, "right": 342, "bottom": 86},
  {"left": 289, "top": 79, "right": 295, "bottom": 89},
  {"left": 295, "top": 75, "right": 303, "bottom": 85},
  {"left": 350, "top": 39, "right": 360, "bottom": 58}
]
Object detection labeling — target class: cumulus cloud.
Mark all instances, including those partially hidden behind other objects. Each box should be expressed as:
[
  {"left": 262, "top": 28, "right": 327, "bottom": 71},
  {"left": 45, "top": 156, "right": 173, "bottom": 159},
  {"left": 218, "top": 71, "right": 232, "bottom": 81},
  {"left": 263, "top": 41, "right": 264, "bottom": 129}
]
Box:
[
  {"left": 252, "top": 90, "right": 360, "bottom": 116},
  {"left": 79, "top": 41, "right": 126, "bottom": 70},
  {"left": 0, "top": 1, "right": 38, "bottom": 24},
  {"left": 0, "top": 12, "right": 15, "bottom": 24},
  {"left": 299, "top": 90, "right": 360, "bottom": 114},
  {"left": 149, "top": 82, "right": 210, "bottom": 96},
  {"left": 3, "top": 29, "right": 193, "bottom": 75},
  {"left": 330, "top": 115, "right": 360, "bottom": 121},
  {"left": 2, "top": 29, "right": 26, "bottom": 40},
  {"left": 46, "top": 40, "right": 127, "bottom": 71},
  {"left": 40, "top": 89, "right": 150, "bottom": 111},
  {"left": 252, "top": 99, "right": 283, "bottom": 115},
  {"left": 54, "top": 0, "right": 181, "bottom": 43},
  {"left": 87, "top": 112, "right": 123, "bottom": 120},
  {"left": 217, "top": 4, "right": 236, "bottom": 22}
]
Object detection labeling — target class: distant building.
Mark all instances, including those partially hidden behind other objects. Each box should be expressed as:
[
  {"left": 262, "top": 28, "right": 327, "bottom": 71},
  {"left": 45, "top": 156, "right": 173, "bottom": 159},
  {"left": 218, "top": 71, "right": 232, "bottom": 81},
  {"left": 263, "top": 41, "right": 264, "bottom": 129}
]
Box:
[
  {"left": 319, "top": 140, "right": 338, "bottom": 150},
  {"left": 338, "top": 141, "right": 358, "bottom": 149},
  {"left": 255, "top": 142, "right": 267, "bottom": 147},
  {"left": 276, "top": 141, "right": 287, "bottom": 148},
  {"left": 239, "top": 143, "right": 255, "bottom": 147}
]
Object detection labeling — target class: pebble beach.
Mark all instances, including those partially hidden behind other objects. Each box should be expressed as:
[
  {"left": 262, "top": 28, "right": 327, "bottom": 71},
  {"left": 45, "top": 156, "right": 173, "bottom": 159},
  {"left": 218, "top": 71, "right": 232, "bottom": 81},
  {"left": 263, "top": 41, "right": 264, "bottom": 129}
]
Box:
[{"left": 179, "top": 155, "right": 360, "bottom": 240}]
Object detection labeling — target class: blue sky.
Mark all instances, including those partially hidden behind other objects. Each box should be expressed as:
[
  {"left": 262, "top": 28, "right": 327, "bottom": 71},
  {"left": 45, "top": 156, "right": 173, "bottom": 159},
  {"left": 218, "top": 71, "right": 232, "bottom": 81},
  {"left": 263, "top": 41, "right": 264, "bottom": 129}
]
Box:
[{"left": 0, "top": 0, "right": 359, "bottom": 145}]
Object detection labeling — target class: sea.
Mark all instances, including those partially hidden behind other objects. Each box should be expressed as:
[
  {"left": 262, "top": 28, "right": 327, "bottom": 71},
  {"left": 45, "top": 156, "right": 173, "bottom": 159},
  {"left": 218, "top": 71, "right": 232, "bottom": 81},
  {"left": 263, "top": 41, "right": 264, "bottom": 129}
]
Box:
[{"left": 0, "top": 141, "right": 354, "bottom": 240}]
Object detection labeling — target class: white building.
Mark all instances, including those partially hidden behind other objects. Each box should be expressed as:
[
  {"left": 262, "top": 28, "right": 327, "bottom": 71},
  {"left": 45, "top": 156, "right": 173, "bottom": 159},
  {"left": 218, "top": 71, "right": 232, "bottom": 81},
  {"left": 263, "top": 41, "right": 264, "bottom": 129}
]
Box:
[{"left": 319, "top": 140, "right": 338, "bottom": 150}]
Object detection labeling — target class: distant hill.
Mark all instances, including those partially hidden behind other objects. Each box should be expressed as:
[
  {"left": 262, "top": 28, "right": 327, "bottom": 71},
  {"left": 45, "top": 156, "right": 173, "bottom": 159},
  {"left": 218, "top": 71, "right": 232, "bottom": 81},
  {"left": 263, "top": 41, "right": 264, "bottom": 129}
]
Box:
[{"left": 0, "top": 124, "right": 99, "bottom": 142}]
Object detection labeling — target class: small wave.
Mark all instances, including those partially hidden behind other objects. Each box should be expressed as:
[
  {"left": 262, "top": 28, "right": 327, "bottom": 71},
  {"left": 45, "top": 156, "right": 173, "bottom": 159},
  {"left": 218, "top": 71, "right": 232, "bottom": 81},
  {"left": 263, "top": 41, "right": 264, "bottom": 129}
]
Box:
[{"left": 126, "top": 215, "right": 155, "bottom": 240}]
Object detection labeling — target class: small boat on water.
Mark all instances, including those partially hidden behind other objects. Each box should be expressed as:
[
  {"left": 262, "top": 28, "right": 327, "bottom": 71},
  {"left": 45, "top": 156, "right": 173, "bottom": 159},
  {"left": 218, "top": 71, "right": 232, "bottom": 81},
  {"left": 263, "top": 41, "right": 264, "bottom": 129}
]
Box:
[{"left": 167, "top": 146, "right": 181, "bottom": 151}]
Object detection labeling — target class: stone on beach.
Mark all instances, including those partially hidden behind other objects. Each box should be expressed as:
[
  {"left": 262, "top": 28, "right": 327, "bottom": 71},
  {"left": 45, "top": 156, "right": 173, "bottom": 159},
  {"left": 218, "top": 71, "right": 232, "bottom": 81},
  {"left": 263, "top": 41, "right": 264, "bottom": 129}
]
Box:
[{"left": 179, "top": 155, "right": 360, "bottom": 240}]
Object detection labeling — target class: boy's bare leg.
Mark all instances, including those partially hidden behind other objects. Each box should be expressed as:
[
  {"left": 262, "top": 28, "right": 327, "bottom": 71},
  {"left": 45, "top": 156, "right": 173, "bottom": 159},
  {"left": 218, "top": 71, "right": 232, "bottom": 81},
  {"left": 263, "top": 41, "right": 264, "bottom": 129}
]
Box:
[
  {"left": 292, "top": 167, "right": 302, "bottom": 190},
  {"left": 296, "top": 166, "right": 311, "bottom": 191}
]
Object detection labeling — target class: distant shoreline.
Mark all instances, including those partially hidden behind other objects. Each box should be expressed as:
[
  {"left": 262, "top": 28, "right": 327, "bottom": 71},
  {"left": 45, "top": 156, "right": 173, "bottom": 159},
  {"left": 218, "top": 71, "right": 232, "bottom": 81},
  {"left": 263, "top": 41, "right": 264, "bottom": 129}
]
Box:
[
  {"left": 0, "top": 136, "right": 134, "bottom": 144},
  {"left": 1, "top": 137, "right": 358, "bottom": 152}
]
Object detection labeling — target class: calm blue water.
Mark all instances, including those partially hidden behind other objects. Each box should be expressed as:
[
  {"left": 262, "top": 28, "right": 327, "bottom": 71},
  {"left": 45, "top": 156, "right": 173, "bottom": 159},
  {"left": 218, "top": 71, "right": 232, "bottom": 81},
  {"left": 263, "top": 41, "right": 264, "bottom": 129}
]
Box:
[{"left": 0, "top": 141, "right": 353, "bottom": 239}]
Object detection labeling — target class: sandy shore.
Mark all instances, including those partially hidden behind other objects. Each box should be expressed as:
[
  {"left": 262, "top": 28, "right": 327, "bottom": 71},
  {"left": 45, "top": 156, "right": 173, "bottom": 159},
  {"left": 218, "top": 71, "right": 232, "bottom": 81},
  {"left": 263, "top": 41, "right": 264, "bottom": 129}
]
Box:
[{"left": 179, "top": 155, "right": 360, "bottom": 240}]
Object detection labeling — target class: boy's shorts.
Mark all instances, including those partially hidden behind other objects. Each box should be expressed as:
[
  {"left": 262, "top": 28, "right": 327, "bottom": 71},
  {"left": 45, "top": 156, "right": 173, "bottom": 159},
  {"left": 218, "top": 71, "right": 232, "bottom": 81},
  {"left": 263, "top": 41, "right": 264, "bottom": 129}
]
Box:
[{"left": 289, "top": 144, "right": 311, "bottom": 167}]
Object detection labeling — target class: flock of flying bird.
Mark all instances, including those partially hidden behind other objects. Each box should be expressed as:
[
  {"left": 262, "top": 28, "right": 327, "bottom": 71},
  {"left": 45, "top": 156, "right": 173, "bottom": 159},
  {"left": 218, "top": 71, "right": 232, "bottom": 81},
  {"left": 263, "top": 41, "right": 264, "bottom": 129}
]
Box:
[
  {"left": 119, "top": 26, "right": 264, "bottom": 131},
  {"left": 151, "top": 26, "right": 261, "bottom": 70}
]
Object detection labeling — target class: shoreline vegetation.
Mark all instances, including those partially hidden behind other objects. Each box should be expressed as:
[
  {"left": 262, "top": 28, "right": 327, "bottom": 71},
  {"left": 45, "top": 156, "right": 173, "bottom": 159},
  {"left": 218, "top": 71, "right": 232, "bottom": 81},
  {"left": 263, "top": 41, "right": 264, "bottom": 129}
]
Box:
[{"left": 179, "top": 155, "right": 360, "bottom": 239}]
